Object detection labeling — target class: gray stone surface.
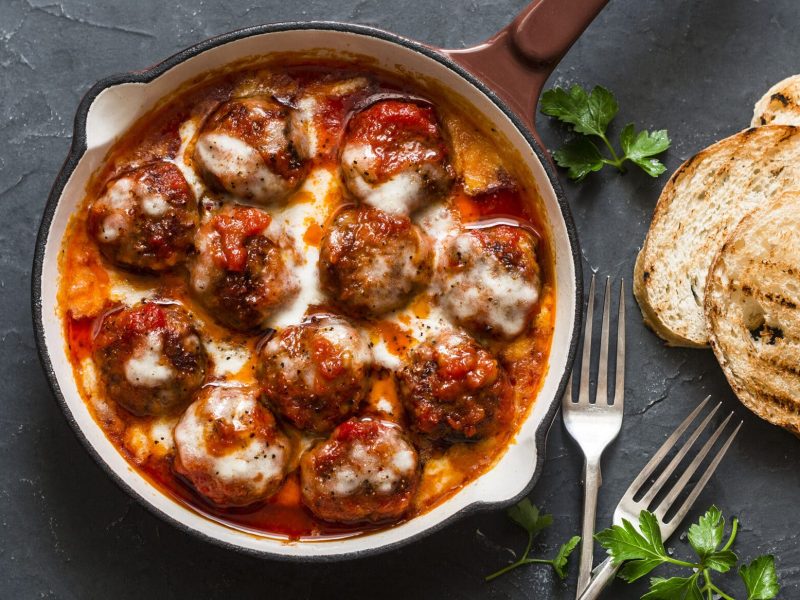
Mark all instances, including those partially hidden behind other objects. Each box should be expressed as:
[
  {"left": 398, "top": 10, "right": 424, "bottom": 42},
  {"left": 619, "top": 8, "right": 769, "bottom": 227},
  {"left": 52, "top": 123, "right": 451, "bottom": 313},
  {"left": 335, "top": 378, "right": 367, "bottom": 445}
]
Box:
[{"left": 2, "top": 0, "right": 799, "bottom": 598}]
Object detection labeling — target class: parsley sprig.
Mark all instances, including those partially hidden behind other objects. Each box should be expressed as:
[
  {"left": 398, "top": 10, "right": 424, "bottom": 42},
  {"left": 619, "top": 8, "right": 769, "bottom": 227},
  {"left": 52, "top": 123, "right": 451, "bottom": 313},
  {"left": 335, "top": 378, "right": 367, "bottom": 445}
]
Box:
[
  {"left": 596, "top": 506, "right": 779, "bottom": 599},
  {"left": 540, "top": 84, "right": 670, "bottom": 181},
  {"left": 485, "top": 499, "right": 581, "bottom": 582}
]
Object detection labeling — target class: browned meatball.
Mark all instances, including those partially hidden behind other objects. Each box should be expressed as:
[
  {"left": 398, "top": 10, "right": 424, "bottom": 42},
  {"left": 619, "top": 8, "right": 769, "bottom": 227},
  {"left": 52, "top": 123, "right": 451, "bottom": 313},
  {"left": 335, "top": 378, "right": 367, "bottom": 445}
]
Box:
[
  {"left": 397, "top": 331, "right": 514, "bottom": 440},
  {"left": 193, "top": 96, "right": 307, "bottom": 204},
  {"left": 173, "top": 384, "right": 291, "bottom": 507},
  {"left": 300, "top": 418, "right": 419, "bottom": 524},
  {"left": 318, "top": 206, "right": 433, "bottom": 318},
  {"left": 188, "top": 204, "right": 299, "bottom": 331},
  {"left": 92, "top": 302, "right": 208, "bottom": 416},
  {"left": 87, "top": 161, "right": 198, "bottom": 272},
  {"left": 436, "top": 225, "right": 541, "bottom": 339},
  {"left": 340, "top": 100, "right": 452, "bottom": 215},
  {"left": 257, "top": 315, "right": 372, "bottom": 433}
]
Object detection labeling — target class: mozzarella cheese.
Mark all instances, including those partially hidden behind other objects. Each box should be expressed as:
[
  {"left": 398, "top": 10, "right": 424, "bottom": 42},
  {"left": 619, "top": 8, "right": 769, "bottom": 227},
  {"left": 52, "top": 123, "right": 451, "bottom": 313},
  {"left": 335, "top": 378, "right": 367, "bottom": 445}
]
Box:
[
  {"left": 263, "top": 168, "right": 333, "bottom": 329},
  {"left": 438, "top": 233, "right": 540, "bottom": 338},
  {"left": 204, "top": 339, "right": 251, "bottom": 377},
  {"left": 140, "top": 193, "right": 169, "bottom": 217},
  {"left": 124, "top": 331, "right": 175, "bottom": 387},
  {"left": 320, "top": 427, "right": 416, "bottom": 498},
  {"left": 174, "top": 389, "right": 287, "bottom": 486},
  {"left": 341, "top": 143, "right": 433, "bottom": 215},
  {"left": 194, "top": 132, "right": 288, "bottom": 201}
]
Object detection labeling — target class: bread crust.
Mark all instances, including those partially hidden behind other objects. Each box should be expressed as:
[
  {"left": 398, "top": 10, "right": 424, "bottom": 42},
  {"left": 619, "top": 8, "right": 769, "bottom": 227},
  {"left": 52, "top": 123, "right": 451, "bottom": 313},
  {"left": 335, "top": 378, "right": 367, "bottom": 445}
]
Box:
[
  {"left": 752, "top": 74, "right": 800, "bottom": 128},
  {"left": 635, "top": 125, "right": 800, "bottom": 347},
  {"left": 705, "top": 191, "right": 800, "bottom": 435}
]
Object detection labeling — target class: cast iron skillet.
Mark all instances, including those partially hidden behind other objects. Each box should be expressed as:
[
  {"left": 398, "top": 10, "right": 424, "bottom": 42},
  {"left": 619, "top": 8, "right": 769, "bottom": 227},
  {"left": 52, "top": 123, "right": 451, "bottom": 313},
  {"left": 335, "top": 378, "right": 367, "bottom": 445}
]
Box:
[{"left": 32, "top": 0, "right": 607, "bottom": 560}]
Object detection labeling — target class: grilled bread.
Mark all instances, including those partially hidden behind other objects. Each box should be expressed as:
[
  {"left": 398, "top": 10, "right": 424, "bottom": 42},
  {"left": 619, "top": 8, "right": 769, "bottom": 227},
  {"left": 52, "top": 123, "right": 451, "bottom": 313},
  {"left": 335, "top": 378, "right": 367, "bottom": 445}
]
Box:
[
  {"left": 705, "top": 191, "right": 800, "bottom": 435},
  {"left": 634, "top": 125, "right": 800, "bottom": 346},
  {"left": 752, "top": 74, "right": 800, "bottom": 127}
]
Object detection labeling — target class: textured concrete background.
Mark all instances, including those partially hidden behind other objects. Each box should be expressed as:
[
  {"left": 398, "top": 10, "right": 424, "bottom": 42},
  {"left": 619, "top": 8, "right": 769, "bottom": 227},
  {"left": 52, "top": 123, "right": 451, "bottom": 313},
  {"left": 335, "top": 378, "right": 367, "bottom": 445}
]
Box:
[{"left": 2, "top": 0, "right": 799, "bottom": 598}]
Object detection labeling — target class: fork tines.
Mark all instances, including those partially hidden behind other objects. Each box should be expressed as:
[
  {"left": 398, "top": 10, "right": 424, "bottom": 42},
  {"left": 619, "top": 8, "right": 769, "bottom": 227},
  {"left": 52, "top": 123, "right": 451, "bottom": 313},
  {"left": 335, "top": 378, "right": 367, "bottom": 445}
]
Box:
[
  {"left": 622, "top": 396, "right": 743, "bottom": 526},
  {"left": 565, "top": 274, "right": 625, "bottom": 407}
]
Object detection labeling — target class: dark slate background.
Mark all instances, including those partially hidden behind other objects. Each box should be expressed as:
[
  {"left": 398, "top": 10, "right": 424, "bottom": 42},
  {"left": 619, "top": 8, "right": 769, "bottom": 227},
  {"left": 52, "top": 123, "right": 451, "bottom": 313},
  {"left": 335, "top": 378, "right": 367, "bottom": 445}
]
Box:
[{"left": 2, "top": 0, "right": 799, "bottom": 598}]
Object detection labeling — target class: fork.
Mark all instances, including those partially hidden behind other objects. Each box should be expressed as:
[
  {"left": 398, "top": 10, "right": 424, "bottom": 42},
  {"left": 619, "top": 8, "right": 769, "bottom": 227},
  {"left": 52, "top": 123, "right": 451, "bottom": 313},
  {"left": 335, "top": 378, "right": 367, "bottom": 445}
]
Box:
[
  {"left": 578, "top": 397, "right": 743, "bottom": 599},
  {"left": 563, "top": 274, "right": 626, "bottom": 597}
]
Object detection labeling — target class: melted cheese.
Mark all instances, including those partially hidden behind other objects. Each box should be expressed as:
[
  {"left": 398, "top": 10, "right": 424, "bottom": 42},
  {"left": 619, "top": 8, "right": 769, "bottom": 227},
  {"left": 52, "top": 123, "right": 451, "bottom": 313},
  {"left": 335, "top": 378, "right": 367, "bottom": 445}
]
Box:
[
  {"left": 320, "top": 429, "right": 416, "bottom": 497},
  {"left": 141, "top": 193, "right": 169, "bottom": 217},
  {"left": 290, "top": 96, "right": 319, "bottom": 158},
  {"left": 438, "top": 233, "right": 540, "bottom": 338},
  {"left": 341, "top": 143, "right": 430, "bottom": 215},
  {"left": 194, "top": 132, "right": 287, "bottom": 201},
  {"left": 104, "top": 177, "right": 135, "bottom": 209},
  {"left": 124, "top": 331, "right": 175, "bottom": 387},
  {"left": 263, "top": 168, "right": 333, "bottom": 328},
  {"left": 204, "top": 339, "right": 251, "bottom": 377},
  {"left": 318, "top": 318, "right": 372, "bottom": 366},
  {"left": 100, "top": 213, "right": 125, "bottom": 242},
  {"left": 124, "top": 416, "right": 178, "bottom": 464},
  {"left": 174, "top": 390, "right": 287, "bottom": 485},
  {"left": 172, "top": 120, "right": 206, "bottom": 199}
]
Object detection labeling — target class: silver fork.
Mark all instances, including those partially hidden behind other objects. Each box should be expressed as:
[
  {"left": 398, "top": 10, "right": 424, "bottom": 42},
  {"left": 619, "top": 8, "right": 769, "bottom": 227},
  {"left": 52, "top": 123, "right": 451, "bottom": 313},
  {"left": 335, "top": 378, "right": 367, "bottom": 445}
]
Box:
[
  {"left": 563, "top": 274, "right": 626, "bottom": 597},
  {"left": 578, "top": 397, "right": 743, "bottom": 599}
]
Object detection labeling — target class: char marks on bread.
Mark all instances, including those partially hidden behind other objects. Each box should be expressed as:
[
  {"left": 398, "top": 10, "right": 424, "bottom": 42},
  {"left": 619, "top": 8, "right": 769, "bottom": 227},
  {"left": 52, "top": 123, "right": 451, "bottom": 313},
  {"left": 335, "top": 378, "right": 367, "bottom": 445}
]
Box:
[
  {"left": 752, "top": 74, "right": 800, "bottom": 127},
  {"left": 634, "top": 125, "right": 800, "bottom": 347},
  {"left": 705, "top": 191, "right": 800, "bottom": 435}
]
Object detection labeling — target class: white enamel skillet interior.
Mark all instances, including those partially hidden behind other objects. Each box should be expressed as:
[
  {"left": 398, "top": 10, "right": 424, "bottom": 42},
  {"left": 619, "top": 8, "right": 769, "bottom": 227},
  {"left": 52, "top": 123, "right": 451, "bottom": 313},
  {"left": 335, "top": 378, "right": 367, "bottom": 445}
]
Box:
[{"left": 32, "top": 22, "right": 584, "bottom": 560}]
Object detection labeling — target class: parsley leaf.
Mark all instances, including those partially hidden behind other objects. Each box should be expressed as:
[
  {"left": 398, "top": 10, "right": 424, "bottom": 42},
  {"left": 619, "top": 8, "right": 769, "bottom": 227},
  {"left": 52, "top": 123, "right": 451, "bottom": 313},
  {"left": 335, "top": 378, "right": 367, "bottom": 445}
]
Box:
[
  {"left": 620, "top": 124, "right": 670, "bottom": 177},
  {"left": 596, "top": 507, "right": 780, "bottom": 600},
  {"left": 740, "top": 555, "right": 780, "bottom": 599},
  {"left": 507, "top": 498, "right": 552, "bottom": 538},
  {"left": 540, "top": 84, "right": 670, "bottom": 181},
  {"left": 552, "top": 138, "right": 604, "bottom": 182},
  {"left": 485, "top": 500, "right": 579, "bottom": 583},
  {"left": 552, "top": 536, "right": 581, "bottom": 579},
  {"left": 642, "top": 576, "right": 703, "bottom": 600},
  {"left": 687, "top": 505, "right": 725, "bottom": 558},
  {"left": 594, "top": 510, "right": 669, "bottom": 581},
  {"left": 705, "top": 550, "right": 738, "bottom": 573},
  {"left": 540, "top": 84, "right": 618, "bottom": 137}
]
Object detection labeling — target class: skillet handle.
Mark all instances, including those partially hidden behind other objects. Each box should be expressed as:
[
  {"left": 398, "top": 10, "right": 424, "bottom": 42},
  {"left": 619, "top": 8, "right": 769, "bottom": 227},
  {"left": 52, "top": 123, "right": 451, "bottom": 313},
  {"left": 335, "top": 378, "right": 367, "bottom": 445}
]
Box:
[{"left": 440, "top": 0, "right": 608, "bottom": 135}]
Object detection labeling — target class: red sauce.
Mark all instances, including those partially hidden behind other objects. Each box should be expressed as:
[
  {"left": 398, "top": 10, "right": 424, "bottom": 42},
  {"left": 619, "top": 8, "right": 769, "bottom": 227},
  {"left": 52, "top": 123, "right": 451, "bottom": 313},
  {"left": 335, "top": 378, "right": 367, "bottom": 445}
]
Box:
[
  {"left": 143, "top": 460, "right": 376, "bottom": 539},
  {"left": 211, "top": 206, "right": 272, "bottom": 271},
  {"left": 346, "top": 100, "right": 448, "bottom": 180},
  {"left": 59, "top": 60, "right": 556, "bottom": 541},
  {"left": 67, "top": 315, "right": 95, "bottom": 361}
]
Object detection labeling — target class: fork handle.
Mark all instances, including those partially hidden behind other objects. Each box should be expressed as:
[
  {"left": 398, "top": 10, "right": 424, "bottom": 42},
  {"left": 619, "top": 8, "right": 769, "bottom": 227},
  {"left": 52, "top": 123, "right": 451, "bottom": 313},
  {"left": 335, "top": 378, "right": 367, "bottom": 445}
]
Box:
[
  {"left": 577, "top": 557, "right": 620, "bottom": 600},
  {"left": 576, "top": 457, "right": 602, "bottom": 597}
]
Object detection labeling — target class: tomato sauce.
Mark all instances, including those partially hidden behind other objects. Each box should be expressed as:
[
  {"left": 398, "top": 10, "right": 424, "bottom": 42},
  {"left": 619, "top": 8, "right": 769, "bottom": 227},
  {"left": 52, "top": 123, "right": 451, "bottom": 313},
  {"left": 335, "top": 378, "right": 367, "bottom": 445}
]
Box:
[{"left": 58, "top": 57, "right": 556, "bottom": 541}]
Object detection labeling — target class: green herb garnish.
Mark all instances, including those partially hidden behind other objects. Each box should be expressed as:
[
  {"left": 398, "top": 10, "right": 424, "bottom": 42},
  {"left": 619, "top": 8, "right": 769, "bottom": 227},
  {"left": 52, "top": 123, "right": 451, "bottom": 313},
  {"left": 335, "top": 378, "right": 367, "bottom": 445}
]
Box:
[
  {"left": 540, "top": 84, "right": 670, "bottom": 181},
  {"left": 485, "top": 499, "right": 581, "bottom": 582},
  {"left": 595, "top": 506, "right": 779, "bottom": 599}
]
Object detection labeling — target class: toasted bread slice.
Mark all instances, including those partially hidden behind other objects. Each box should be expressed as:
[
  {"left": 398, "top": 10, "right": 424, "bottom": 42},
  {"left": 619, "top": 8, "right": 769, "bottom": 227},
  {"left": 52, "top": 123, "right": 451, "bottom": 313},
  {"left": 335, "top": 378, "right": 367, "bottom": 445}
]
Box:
[
  {"left": 705, "top": 191, "right": 800, "bottom": 434},
  {"left": 752, "top": 74, "right": 800, "bottom": 127},
  {"left": 634, "top": 125, "right": 800, "bottom": 347}
]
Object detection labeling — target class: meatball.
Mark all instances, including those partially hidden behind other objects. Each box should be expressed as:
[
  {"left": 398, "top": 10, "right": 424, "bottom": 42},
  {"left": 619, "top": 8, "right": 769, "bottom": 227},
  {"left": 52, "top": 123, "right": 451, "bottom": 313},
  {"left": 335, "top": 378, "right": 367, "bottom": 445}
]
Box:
[
  {"left": 193, "top": 96, "right": 306, "bottom": 204},
  {"left": 397, "top": 331, "right": 513, "bottom": 440},
  {"left": 93, "top": 302, "right": 208, "bottom": 416},
  {"left": 300, "top": 418, "right": 418, "bottom": 524},
  {"left": 87, "top": 161, "right": 198, "bottom": 272},
  {"left": 340, "top": 100, "right": 451, "bottom": 215},
  {"left": 188, "top": 204, "right": 299, "bottom": 331},
  {"left": 318, "top": 206, "right": 433, "bottom": 318},
  {"left": 436, "top": 225, "right": 541, "bottom": 339},
  {"left": 289, "top": 77, "right": 370, "bottom": 160},
  {"left": 173, "top": 385, "right": 291, "bottom": 507},
  {"left": 257, "top": 315, "right": 373, "bottom": 433}
]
